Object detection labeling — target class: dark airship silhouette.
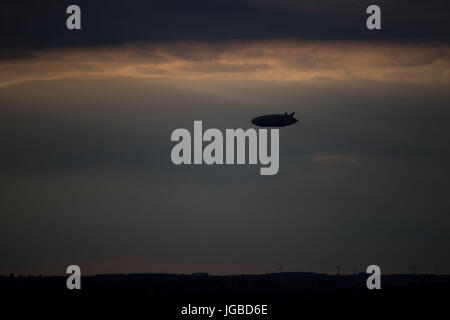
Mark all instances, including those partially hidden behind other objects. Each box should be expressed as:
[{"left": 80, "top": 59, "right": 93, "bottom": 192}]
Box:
[{"left": 251, "top": 112, "right": 298, "bottom": 127}]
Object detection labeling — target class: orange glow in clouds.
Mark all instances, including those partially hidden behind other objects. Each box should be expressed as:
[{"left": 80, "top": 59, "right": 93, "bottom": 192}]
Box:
[{"left": 0, "top": 40, "right": 449, "bottom": 88}]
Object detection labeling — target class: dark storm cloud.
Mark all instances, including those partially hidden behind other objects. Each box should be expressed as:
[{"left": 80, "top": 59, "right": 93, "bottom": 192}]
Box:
[{"left": 1, "top": 0, "right": 449, "bottom": 60}]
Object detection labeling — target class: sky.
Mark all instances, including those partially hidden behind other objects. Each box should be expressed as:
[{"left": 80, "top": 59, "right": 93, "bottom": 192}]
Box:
[{"left": 0, "top": 0, "right": 449, "bottom": 275}]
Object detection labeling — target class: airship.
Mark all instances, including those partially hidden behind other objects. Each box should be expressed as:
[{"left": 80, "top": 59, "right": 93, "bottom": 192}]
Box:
[{"left": 251, "top": 112, "right": 298, "bottom": 127}]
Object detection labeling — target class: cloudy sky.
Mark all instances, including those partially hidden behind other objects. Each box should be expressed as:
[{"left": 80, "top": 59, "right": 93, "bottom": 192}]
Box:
[{"left": 1, "top": 0, "right": 449, "bottom": 275}]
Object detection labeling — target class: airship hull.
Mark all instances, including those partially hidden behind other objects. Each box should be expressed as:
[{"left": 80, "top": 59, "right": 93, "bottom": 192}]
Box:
[{"left": 251, "top": 113, "right": 298, "bottom": 127}]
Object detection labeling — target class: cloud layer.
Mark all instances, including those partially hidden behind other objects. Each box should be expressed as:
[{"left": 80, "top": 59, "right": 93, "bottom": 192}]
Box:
[{"left": 1, "top": 40, "right": 449, "bottom": 88}]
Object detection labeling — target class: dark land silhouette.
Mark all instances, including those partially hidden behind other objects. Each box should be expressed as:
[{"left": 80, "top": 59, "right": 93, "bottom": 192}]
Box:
[
  {"left": 2, "top": 271, "right": 449, "bottom": 298},
  {"left": 2, "top": 272, "right": 449, "bottom": 316}
]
